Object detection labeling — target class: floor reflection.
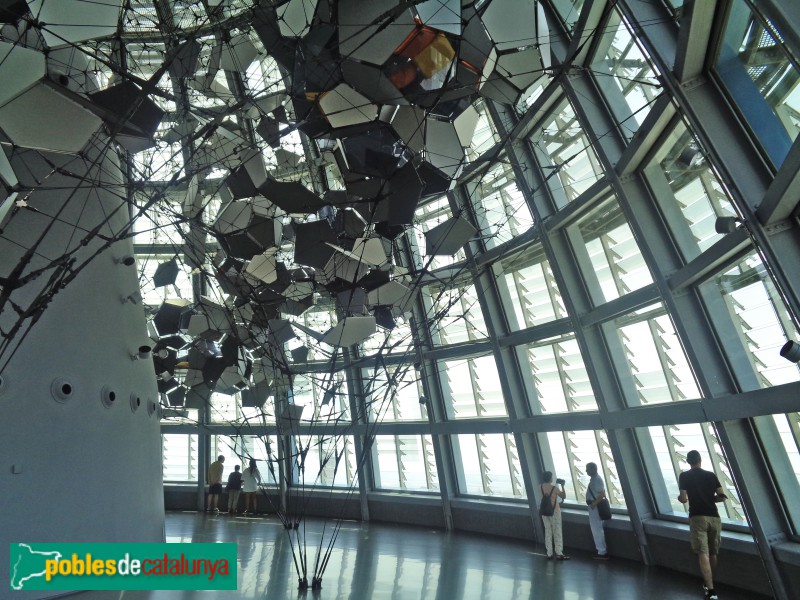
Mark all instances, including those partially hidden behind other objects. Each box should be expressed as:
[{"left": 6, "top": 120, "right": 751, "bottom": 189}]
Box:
[{"left": 68, "top": 512, "right": 767, "bottom": 600}]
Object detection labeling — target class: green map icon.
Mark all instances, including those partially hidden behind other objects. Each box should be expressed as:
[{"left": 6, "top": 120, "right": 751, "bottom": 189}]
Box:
[{"left": 10, "top": 544, "right": 63, "bottom": 590}]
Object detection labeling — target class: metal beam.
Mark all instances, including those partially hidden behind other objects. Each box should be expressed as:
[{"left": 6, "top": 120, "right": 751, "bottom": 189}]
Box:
[
  {"left": 757, "top": 138, "right": 800, "bottom": 225},
  {"left": 674, "top": 0, "right": 722, "bottom": 82}
]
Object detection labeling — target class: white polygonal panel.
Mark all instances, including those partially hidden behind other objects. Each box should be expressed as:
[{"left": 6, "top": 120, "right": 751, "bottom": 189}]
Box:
[
  {"left": 0, "top": 42, "right": 45, "bottom": 109},
  {"left": 424, "top": 118, "right": 465, "bottom": 179},
  {"left": 246, "top": 253, "right": 278, "bottom": 284},
  {"left": 220, "top": 36, "right": 259, "bottom": 72},
  {"left": 215, "top": 201, "right": 254, "bottom": 234},
  {"left": 0, "top": 84, "right": 102, "bottom": 153},
  {"left": 454, "top": 104, "right": 480, "bottom": 147},
  {"left": 319, "top": 84, "right": 378, "bottom": 129},
  {"left": 387, "top": 105, "right": 427, "bottom": 154},
  {"left": 0, "top": 145, "right": 17, "bottom": 188},
  {"left": 278, "top": 0, "right": 318, "bottom": 38},
  {"left": 350, "top": 237, "right": 387, "bottom": 266},
  {"left": 322, "top": 252, "right": 369, "bottom": 284},
  {"left": 417, "top": 0, "right": 462, "bottom": 35},
  {"left": 481, "top": 0, "right": 538, "bottom": 52},
  {"left": 496, "top": 46, "right": 545, "bottom": 89},
  {"left": 367, "top": 280, "right": 412, "bottom": 307},
  {"left": 338, "top": 0, "right": 416, "bottom": 66},
  {"left": 28, "top": 0, "right": 122, "bottom": 46},
  {"left": 321, "top": 316, "right": 377, "bottom": 347},
  {"left": 0, "top": 193, "right": 16, "bottom": 228}
]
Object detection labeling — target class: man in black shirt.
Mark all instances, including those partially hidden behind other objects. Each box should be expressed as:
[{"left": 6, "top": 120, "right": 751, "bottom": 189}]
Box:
[{"left": 678, "top": 450, "right": 728, "bottom": 600}]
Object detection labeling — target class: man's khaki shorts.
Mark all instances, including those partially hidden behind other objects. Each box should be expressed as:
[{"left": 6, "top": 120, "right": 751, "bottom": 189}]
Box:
[{"left": 690, "top": 516, "right": 721, "bottom": 555}]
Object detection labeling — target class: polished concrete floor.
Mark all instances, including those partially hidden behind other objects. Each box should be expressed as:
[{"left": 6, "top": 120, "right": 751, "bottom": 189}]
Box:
[{"left": 67, "top": 511, "right": 769, "bottom": 600}]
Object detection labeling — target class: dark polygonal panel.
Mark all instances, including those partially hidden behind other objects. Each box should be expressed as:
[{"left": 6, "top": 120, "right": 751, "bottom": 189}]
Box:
[
  {"left": 382, "top": 161, "right": 423, "bottom": 225},
  {"left": 340, "top": 124, "right": 411, "bottom": 179},
  {"left": 247, "top": 215, "right": 283, "bottom": 250},
  {"left": 374, "top": 221, "right": 406, "bottom": 240},
  {"left": 293, "top": 219, "right": 338, "bottom": 269},
  {"left": 337, "top": 287, "right": 368, "bottom": 315},
  {"left": 341, "top": 59, "right": 407, "bottom": 105},
  {"left": 226, "top": 165, "right": 260, "bottom": 200},
  {"left": 89, "top": 81, "right": 165, "bottom": 138},
  {"left": 0, "top": 0, "right": 28, "bottom": 23},
  {"left": 166, "top": 386, "right": 186, "bottom": 407},
  {"left": 374, "top": 305, "right": 396, "bottom": 330},
  {"left": 153, "top": 299, "right": 193, "bottom": 336},
  {"left": 333, "top": 207, "right": 367, "bottom": 238},
  {"left": 259, "top": 177, "right": 326, "bottom": 213},
  {"left": 153, "top": 259, "right": 180, "bottom": 287},
  {"left": 220, "top": 231, "right": 263, "bottom": 261}
]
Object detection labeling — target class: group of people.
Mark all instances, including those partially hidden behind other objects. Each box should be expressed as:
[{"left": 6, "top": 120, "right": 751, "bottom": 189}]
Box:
[
  {"left": 542, "top": 452, "right": 726, "bottom": 600},
  {"left": 205, "top": 451, "right": 725, "bottom": 598},
  {"left": 539, "top": 462, "right": 608, "bottom": 561},
  {"left": 206, "top": 455, "right": 262, "bottom": 515}
]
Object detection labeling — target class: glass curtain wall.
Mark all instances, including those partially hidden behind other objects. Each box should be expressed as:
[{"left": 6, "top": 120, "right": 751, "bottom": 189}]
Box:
[{"left": 144, "top": 2, "right": 800, "bottom": 592}]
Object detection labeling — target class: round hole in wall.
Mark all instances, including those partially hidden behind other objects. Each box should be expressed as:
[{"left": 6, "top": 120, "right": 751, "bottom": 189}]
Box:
[
  {"left": 147, "top": 398, "right": 157, "bottom": 417},
  {"left": 130, "top": 392, "right": 141, "bottom": 413},
  {"left": 101, "top": 385, "right": 117, "bottom": 409},
  {"left": 51, "top": 378, "right": 74, "bottom": 402}
]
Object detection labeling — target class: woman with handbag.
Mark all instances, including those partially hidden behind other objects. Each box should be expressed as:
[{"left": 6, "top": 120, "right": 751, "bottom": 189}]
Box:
[
  {"left": 540, "top": 471, "right": 569, "bottom": 560},
  {"left": 585, "top": 462, "right": 610, "bottom": 560}
]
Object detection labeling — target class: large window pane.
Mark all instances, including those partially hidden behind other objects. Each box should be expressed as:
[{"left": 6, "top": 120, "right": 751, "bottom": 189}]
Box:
[
  {"left": 540, "top": 429, "right": 625, "bottom": 509},
  {"left": 574, "top": 198, "right": 654, "bottom": 303},
  {"left": 162, "top": 434, "right": 198, "bottom": 482},
  {"left": 465, "top": 158, "right": 534, "bottom": 250},
  {"left": 590, "top": 8, "right": 662, "bottom": 137},
  {"left": 297, "top": 435, "right": 356, "bottom": 488},
  {"left": 711, "top": 252, "right": 800, "bottom": 388},
  {"left": 647, "top": 121, "right": 739, "bottom": 256},
  {"left": 364, "top": 364, "right": 428, "bottom": 422},
  {"left": 715, "top": 0, "right": 800, "bottom": 166},
  {"left": 646, "top": 424, "right": 746, "bottom": 524},
  {"left": 360, "top": 316, "right": 414, "bottom": 357},
  {"left": 523, "top": 336, "right": 598, "bottom": 413},
  {"left": 292, "top": 373, "right": 350, "bottom": 424},
  {"left": 529, "top": 97, "right": 605, "bottom": 205},
  {"left": 456, "top": 433, "right": 523, "bottom": 498},
  {"left": 615, "top": 304, "right": 702, "bottom": 405},
  {"left": 426, "top": 282, "right": 489, "bottom": 345},
  {"left": 442, "top": 355, "right": 507, "bottom": 419},
  {"left": 374, "top": 435, "right": 439, "bottom": 491},
  {"left": 413, "top": 195, "right": 467, "bottom": 270},
  {"left": 239, "top": 434, "right": 280, "bottom": 486},
  {"left": 210, "top": 435, "right": 247, "bottom": 474},
  {"left": 501, "top": 248, "right": 567, "bottom": 330},
  {"left": 771, "top": 413, "right": 800, "bottom": 532}
]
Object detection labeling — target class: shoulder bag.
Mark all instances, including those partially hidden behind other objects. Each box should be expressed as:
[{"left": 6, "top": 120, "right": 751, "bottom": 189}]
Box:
[{"left": 588, "top": 487, "right": 612, "bottom": 521}]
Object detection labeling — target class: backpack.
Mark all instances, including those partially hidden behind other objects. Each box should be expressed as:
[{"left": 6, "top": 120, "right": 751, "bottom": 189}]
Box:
[{"left": 538, "top": 485, "right": 557, "bottom": 517}]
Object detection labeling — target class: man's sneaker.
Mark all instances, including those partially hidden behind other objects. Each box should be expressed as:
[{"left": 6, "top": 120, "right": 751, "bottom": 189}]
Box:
[
  {"left": 592, "top": 553, "right": 609, "bottom": 560},
  {"left": 704, "top": 590, "right": 719, "bottom": 600}
]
